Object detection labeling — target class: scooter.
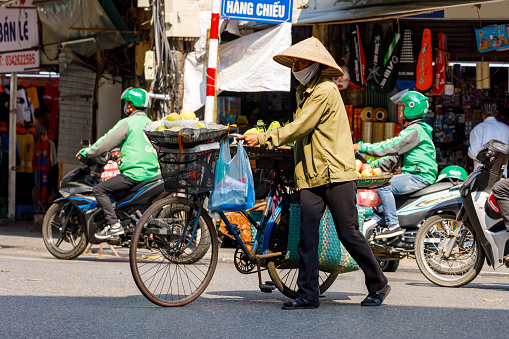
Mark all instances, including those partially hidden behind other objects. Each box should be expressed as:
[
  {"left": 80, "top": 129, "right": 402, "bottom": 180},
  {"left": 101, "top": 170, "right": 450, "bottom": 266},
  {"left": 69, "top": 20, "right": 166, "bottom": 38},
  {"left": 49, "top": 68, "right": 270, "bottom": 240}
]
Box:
[
  {"left": 414, "top": 139, "right": 509, "bottom": 287},
  {"left": 42, "top": 145, "right": 168, "bottom": 260},
  {"left": 360, "top": 165, "right": 465, "bottom": 272}
]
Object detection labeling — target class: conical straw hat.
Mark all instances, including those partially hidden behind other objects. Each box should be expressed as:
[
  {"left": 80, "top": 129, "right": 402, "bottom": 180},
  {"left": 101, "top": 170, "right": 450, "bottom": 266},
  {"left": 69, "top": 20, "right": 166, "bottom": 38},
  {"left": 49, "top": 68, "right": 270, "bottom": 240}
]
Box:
[{"left": 273, "top": 36, "right": 343, "bottom": 77}]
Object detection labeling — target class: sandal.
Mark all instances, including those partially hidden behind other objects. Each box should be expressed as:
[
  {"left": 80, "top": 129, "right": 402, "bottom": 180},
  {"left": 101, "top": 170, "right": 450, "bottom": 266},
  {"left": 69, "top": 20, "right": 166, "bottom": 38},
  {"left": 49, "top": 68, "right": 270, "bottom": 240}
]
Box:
[{"left": 282, "top": 298, "right": 319, "bottom": 310}]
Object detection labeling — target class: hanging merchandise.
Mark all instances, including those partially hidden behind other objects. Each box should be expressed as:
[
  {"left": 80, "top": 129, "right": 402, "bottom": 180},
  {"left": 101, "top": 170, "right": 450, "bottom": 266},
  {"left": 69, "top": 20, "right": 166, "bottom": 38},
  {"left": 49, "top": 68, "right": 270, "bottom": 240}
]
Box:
[
  {"left": 377, "top": 29, "right": 402, "bottom": 93},
  {"left": 360, "top": 107, "right": 374, "bottom": 122},
  {"left": 475, "top": 24, "right": 508, "bottom": 53},
  {"left": 372, "top": 122, "right": 385, "bottom": 142},
  {"left": 332, "top": 68, "right": 350, "bottom": 90},
  {"left": 361, "top": 121, "right": 373, "bottom": 143},
  {"left": 397, "top": 29, "right": 416, "bottom": 90},
  {"left": 373, "top": 107, "right": 389, "bottom": 122},
  {"left": 415, "top": 29, "right": 433, "bottom": 92},
  {"left": 349, "top": 24, "right": 367, "bottom": 88},
  {"left": 384, "top": 122, "right": 396, "bottom": 139},
  {"left": 333, "top": 43, "right": 351, "bottom": 90},
  {"left": 453, "top": 64, "right": 462, "bottom": 89},
  {"left": 432, "top": 33, "right": 447, "bottom": 95},
  {"left": 365, "top": 23, "right": 384, "bottom": 87}
]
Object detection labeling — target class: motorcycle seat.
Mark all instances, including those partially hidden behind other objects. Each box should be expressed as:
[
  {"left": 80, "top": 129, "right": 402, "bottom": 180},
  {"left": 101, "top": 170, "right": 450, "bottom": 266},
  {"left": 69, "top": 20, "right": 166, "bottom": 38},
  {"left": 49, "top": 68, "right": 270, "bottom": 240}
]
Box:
[
  {"left": 129, "top": 175, "right": 162, "bottom": 192},
  {"left": 400, "top": 181, "right": 455, "bottom": 198}
]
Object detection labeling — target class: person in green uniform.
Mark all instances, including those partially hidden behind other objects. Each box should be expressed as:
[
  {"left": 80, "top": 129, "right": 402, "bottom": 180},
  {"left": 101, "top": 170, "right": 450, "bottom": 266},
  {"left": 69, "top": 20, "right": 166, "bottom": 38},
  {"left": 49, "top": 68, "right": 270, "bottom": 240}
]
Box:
[
  {"left": 354, "top": 90, "right": 438, "bottom": 238},
  {"left": 238, "top": 37, "right": 389, "bottom": 309},
  {"left": 78, "top": 88, "right": 158, "bottom": 239}
]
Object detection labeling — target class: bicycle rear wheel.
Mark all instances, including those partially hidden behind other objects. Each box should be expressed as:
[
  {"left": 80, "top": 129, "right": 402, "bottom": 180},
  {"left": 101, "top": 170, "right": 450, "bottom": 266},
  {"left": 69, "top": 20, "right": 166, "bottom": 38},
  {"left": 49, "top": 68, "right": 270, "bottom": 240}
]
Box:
[
  {"left": 267, "top": 204, "right": 338, "bottom": 299},
  {"left": 129, "top": 196, "right": 218, "bottom": 307}
]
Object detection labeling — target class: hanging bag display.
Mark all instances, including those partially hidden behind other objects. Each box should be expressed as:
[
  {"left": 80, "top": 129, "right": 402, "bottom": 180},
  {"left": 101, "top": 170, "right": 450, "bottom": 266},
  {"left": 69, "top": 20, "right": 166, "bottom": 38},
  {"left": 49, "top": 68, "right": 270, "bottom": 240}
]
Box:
[
  {"left": 365, "top": 23, "right": 384, "bottom": 87},
  {"left": 376, "top": 29, "right": 402, "bottom": 93},
  {"left": 349, "top": 24, "right": 367, "bottom": 88},
  {"left": 415, "top": 28, "right": 433, "bottom": 92},
  {"left": 208, "top": 140, "right": 255, "bottom": 213},
  {"left": 397, "top": 28, "right": 416, "bottom": 90},
  {"left": 432, "top": 33, "right": 447, "bottom": 95}
]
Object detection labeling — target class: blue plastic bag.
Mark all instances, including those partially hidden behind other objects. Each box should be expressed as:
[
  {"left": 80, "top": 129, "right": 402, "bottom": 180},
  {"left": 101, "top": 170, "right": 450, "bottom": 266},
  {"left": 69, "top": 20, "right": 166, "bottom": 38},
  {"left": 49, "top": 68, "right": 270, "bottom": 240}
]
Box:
[{"left": 208, "top": 139, "right": 255, "bottom": 213}]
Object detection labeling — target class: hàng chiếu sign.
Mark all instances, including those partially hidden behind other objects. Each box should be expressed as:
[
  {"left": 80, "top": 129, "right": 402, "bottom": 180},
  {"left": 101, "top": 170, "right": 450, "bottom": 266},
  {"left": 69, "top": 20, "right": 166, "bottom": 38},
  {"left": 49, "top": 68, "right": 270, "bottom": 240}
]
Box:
[{"left": 221, "top": 0, "right": 293, "bottom": 24}]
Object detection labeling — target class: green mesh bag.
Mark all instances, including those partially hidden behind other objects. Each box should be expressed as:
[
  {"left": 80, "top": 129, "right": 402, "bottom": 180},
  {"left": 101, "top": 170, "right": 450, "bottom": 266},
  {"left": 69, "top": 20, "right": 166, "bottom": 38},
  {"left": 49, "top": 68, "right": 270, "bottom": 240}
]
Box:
[{"left": 286, "top": 204, "right": 364, "bottom": 274}]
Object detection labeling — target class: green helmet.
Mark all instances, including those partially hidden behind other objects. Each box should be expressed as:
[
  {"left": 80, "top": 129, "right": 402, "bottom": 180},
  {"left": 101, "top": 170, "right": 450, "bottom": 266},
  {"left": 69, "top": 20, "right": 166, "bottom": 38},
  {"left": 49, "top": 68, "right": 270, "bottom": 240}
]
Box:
[
  {"left": 121, "top": 88, "right": 149, "bottom": 108},
  {"left": 436, "top": 165, "right": 468, "bottom": 183},
  {"left": 390, "top": 90, "right": 429, "bottom": 119}
]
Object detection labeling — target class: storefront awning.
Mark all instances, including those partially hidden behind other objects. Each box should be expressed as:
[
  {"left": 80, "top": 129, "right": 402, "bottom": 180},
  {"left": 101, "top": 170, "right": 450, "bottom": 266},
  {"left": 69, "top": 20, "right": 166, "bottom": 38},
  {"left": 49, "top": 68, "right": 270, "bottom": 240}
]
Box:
[{"left": 244, "top": 0, "right": 502, "bottom": 27}]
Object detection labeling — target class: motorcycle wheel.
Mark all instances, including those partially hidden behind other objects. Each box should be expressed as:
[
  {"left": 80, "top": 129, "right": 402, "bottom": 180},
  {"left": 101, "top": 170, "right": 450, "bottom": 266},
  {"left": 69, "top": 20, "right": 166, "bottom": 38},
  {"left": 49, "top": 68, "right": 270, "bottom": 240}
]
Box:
[
  {"left": 267, "top": 204, "right": 338, "bottom": 299},
  {"left": 415, "top": 215, "right": 485, "bottom": 287},
  {"left": 364, "top": 224, "right": 400, "bottom": 272},
  {"left": 42, "top": 203, "right": 87, "bottom": 260}
]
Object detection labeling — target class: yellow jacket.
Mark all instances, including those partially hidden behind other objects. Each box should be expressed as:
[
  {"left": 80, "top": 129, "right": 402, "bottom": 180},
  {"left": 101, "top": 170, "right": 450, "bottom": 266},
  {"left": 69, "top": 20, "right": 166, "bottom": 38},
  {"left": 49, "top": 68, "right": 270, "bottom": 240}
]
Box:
[{"left": 258, "top": 73, "right": 357, "bottom": 189}]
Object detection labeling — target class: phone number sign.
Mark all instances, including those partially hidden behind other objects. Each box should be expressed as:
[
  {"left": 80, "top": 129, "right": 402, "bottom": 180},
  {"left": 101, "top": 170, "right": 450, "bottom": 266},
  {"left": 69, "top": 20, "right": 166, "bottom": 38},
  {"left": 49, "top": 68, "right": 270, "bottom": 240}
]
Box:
[
  {"left": 221, "top": 0, "right": 293, "bottom": 24},
  {"left": 0, "top": 50, "right": 40, "bottom": 73}
]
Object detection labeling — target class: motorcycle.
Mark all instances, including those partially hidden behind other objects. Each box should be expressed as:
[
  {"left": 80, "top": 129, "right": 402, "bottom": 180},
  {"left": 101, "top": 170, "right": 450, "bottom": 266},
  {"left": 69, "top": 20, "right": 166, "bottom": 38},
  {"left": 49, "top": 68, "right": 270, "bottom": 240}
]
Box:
[
  {"left": 360, "top": 165, "right": 465, "bottom": 272},
  {"left": 42, "top": 144, "right": 168, "bottom": 260},
  {"left": 414, "top": 139, "right": 509, "bottom": 287}
]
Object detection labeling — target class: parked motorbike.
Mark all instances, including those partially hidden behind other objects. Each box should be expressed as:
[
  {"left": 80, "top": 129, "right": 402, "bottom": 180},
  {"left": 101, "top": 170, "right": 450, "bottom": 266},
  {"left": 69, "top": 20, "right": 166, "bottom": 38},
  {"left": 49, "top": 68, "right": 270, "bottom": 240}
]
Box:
[
  {"left": 42, "top": 144, "right": 168, "bottom": 260},
  {"left": 414, "top": 139, "right": 509, "bottom": 287},
  {"left": 360, "top": 166, "right": 465, "bottom": 272}
]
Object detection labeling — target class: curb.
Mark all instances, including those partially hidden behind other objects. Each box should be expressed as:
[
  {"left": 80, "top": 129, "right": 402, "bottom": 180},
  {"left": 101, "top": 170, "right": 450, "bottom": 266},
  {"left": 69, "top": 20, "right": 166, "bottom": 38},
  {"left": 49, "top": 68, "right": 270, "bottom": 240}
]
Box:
[{"left": 398, "top": 266, "right": 509, "bottom": 277}]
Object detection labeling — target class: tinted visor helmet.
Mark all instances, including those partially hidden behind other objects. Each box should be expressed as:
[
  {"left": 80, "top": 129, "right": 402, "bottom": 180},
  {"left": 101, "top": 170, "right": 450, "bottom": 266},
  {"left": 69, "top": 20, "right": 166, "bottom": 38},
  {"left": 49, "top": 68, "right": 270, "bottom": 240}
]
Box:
[{"left": 391, "top": 90, "right": 429, "bottom": 119}]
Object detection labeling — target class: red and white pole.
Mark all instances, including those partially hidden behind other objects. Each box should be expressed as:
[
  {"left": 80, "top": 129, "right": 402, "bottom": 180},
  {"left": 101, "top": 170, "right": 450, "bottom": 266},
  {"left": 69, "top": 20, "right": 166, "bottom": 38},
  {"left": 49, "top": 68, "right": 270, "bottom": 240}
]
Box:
[{"left": 204, "top": 0, "right": 221, "bottom": 123}]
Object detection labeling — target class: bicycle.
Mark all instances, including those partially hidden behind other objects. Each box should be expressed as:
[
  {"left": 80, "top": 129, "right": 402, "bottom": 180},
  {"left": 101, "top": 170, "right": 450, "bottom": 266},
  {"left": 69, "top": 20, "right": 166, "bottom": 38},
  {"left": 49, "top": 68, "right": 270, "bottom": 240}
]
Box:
[{"left": 128, "top": 140, "right": 338, "bottom": 307}]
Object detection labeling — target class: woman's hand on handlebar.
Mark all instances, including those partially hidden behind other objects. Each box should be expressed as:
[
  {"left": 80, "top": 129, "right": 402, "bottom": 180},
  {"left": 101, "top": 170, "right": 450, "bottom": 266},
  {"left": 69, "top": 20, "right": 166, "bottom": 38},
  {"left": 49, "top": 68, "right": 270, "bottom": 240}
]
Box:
[
  {"left": 237, "top": 134, "right": 259, "bottom": 147},
  {"left": 353, "top": 144, "right": 360, "bottom": 151}
]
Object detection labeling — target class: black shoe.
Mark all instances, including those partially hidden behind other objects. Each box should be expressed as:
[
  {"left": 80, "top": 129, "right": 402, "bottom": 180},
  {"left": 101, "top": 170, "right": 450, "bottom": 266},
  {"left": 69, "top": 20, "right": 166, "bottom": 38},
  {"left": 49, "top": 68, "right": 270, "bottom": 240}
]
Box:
[
  {"left": 374, "top": 227, "right": 404, "bottom": 239},
  {"left": 282, "top": 298, "right": 319, "bottom": 310},
  {"left": 361, "top": 285, "right": 391, "bottom": 306}
]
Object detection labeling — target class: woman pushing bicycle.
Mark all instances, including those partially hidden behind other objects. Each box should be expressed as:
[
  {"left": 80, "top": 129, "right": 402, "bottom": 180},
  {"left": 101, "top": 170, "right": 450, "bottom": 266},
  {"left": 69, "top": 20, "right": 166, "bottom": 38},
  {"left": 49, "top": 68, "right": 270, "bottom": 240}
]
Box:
[{"left": 238, "top": 37, "right": 389, "bottom": 309}]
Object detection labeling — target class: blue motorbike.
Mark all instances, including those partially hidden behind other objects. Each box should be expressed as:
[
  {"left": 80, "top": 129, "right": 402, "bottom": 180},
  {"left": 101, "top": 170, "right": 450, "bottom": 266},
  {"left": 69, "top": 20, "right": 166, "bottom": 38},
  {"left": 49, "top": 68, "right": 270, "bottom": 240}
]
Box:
[{"left": 42, "top": 148, "right": 168, "bottom": 260}]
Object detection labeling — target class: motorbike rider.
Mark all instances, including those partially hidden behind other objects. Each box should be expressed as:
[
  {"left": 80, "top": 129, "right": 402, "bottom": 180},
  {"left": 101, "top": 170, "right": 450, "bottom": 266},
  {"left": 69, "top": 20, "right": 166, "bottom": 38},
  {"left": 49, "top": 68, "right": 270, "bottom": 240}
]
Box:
[
  {"left": 354, "top": 90, "right": 438, "bottom": 238},
  {"left": 78, "top": 88, "right": 159, "bottom": 239},
  {"left": 492, "top": 178, "right": 509, "bottom": 264},
  {"left": 468, "top": 98, "right": 509, "bottom": 177}
]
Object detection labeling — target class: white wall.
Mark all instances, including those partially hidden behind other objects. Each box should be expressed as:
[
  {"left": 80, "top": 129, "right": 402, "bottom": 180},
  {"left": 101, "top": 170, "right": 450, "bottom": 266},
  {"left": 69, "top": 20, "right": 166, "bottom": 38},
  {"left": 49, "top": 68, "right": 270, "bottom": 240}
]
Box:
[
  {"left": 445, "top": 0, "right": 509, "bottom": 20},
  {"left": 96, "top": 76, "right": 122, "bottom": 139}
]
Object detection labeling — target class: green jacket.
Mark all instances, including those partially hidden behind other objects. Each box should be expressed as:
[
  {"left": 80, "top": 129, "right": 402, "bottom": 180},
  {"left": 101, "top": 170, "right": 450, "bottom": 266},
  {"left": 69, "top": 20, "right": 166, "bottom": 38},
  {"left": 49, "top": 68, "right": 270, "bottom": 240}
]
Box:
[
  {"left": 258, "top": 73, "right": 357, "bottom": 189},
  {"left": 80, "top": 111, "right": 159, "bottom": 182},
  {"left": 358, "top": 120, "right": 438, "bottom": 185}
]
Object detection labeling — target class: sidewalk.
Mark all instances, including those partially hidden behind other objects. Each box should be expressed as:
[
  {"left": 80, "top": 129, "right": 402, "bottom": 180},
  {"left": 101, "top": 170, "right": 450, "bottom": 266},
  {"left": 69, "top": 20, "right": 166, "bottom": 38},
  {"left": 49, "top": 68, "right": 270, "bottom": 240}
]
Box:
[{"left": 1, "top": 219, "right": 508, "bottom": 276}]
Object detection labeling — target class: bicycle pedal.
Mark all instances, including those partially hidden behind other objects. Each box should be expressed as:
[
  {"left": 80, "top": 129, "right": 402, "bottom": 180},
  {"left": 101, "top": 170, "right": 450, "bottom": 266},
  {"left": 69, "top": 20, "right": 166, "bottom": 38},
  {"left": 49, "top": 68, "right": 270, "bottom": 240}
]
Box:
[
  {"left": 259, "top": 284, "right": 276, "bottom": 293},
  {"left": 264, "top": 281, "right": 276, "bottom": 287}
]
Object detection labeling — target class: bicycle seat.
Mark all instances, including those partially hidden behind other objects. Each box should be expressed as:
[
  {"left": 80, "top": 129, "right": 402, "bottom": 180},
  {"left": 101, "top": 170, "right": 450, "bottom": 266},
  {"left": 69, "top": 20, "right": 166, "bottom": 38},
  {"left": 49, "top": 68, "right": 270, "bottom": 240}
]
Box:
[{"left": 400, "top": 181, "right": 455, "bottom": 198}]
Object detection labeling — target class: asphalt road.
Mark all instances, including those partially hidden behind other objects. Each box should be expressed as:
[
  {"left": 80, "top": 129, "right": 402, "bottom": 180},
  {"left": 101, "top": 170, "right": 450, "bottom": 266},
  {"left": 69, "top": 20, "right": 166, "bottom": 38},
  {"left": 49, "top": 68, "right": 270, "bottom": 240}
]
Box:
[{"left": 1, "top": 223, "right": 509, "bottom": 338}]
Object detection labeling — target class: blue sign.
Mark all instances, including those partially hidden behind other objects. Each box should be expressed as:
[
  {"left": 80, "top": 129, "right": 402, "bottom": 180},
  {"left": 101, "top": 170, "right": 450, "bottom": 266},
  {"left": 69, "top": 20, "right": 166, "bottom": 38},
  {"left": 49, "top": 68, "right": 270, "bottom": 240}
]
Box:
[{"left": 221, "top": 0, "right": 293, "bottom": 24}]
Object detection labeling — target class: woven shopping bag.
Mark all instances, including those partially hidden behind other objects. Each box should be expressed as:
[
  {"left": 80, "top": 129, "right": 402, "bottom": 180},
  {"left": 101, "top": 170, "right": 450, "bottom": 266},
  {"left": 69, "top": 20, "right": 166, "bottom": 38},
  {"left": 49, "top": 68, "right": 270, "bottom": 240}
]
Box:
[{"left": 286, "top": 204, "right": 364, "bottom": 274}]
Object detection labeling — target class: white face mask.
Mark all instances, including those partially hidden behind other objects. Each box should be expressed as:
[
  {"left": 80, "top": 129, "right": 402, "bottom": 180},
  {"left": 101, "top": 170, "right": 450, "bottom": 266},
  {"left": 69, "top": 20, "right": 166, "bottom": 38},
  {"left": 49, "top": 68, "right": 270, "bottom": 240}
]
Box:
[{"left": 292, "top": 63, "right": 319, "bottom": 85}]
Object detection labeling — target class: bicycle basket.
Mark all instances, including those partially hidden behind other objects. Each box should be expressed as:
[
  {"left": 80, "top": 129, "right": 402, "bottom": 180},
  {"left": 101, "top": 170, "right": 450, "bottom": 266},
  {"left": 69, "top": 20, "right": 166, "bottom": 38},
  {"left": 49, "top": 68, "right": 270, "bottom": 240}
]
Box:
[
  {"left": 145, "top": 123, "right": 229, "bottom": 149},
  {"left": 158, "top": 147, "right": 220, "bottom": 194}
]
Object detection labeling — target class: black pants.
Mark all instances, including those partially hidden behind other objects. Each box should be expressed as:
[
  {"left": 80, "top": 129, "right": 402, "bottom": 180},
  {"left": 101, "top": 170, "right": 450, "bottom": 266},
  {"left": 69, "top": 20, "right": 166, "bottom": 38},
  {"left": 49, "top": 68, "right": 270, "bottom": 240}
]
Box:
[
  {"left": 492, "top": 178, "right": 509, "bottom": 231},
  {"left": 296, "top": 181, "right": 388, "bottom": 302},
  {"left": 92, "top": 174, "right": 139, "bottom": 225}
]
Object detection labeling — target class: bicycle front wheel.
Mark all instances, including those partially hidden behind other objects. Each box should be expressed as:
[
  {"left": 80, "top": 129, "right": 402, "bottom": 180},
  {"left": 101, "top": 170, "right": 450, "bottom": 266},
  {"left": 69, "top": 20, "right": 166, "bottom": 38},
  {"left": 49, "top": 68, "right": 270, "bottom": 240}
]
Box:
[
  {"left": 267, "top": 204, "right": 338, "bottom": 299},
  {"left": 129, "top": 196, "right": 218, "bottom": 307}
]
